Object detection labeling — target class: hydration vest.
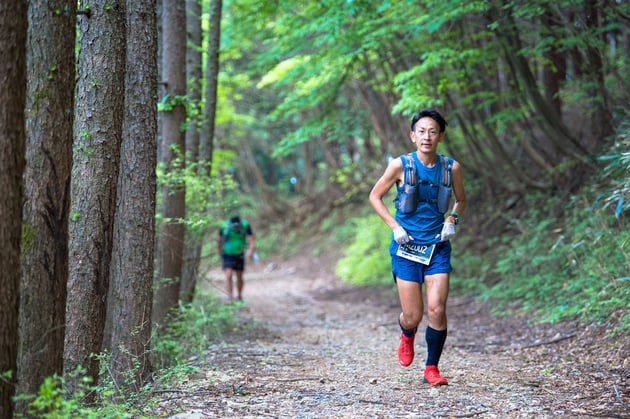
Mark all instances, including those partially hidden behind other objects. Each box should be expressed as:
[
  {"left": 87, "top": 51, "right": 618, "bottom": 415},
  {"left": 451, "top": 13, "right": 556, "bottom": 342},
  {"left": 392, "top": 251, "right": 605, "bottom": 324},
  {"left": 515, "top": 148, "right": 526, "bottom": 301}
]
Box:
[{"left": 394, "top": 153, "right": 453, "bottom": 214}]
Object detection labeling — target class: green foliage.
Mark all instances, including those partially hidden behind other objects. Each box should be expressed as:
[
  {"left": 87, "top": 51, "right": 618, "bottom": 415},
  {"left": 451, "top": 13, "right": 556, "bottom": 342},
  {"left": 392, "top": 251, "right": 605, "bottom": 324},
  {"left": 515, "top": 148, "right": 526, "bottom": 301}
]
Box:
[
  {"left": 598, "top": 124, "right": 630, "bottom": 218},
  {"left": 152, "top": 290, "right": 242, "bottom": 364},
  {"left": 157, "top": 94, "right": 189, "bottom": 113},
  {"left": 483, "top": 131, "right": 630, "bottom": 328},
  {"left": 335, "top": 215, "right": 393, "bottom": 286},
  {"left": 219, "top": 0, "right": 629, "bottom": 210},
  {"left": 155, "top": 146, "right": 239, "bottom": 239},
  {"left": 14, "top": 290, "right": 241, "bottom": 418},
  {"left": 249, "top": 216, "right": 297, "bottom": 261},
  {"left": 449, "top": 250, "right": 492, "bottom": 296},
  {"left": 13, "top": 366, "right": 138, "bottom": 419},
  {"left": 486, "top": 193, "right": 628, "bottom": 328},
  {"left": 0, "top": 369, "right": 12, "bottom": 386},
  {"left": 47, "top": 66, "right": 57, "bottom": 80}
]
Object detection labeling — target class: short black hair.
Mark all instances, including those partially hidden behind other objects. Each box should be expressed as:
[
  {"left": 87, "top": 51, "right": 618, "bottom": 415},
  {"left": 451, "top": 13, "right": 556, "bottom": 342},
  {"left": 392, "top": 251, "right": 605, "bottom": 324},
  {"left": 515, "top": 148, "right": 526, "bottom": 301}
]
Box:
[
  {"left": 410, "top": 108, "right": 448, "bottom": 133},
  {"left": 230, "top": 215, "right": 241, "bottom": 223}
]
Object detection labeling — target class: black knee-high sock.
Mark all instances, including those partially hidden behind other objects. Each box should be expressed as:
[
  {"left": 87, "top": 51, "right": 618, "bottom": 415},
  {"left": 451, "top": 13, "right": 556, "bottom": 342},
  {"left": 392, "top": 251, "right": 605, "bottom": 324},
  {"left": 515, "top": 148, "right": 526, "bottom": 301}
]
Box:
[
  {"left": 425, "top": 326, "right": 447, "bottom": 366},
  {"left": 399, "top": 318, "right": 416, "bottom": 338}
]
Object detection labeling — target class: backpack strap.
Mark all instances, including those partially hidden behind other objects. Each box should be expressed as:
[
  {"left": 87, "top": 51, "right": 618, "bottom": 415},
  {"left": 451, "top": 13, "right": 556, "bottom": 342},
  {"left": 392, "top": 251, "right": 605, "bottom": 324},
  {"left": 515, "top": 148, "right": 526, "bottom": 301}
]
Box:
[
  {"left": 402, "top": 153, "right": 451, "bottom": 187},
  {"left": 441, "top": 155, "right": 452, "bottom": 187},
  {"left": 401, "top": 153, "right": 416, "bottom": 186},
  {"left": 239, "top": 219, "right": 249, "bottom": 238},
  {"left": 220, "top": 221, "right": 229, "bottom": 239},
  {"left": 221, "top": 219, "right": 247, "bottom": 240}
]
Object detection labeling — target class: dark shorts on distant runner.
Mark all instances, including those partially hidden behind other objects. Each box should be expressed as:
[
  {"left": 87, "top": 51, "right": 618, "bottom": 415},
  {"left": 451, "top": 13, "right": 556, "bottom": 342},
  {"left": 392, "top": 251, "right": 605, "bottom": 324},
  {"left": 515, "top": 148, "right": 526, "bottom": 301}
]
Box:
[
  {"left": 222, "top": 254, "right": 245, "bottom": 271},
  {"left": 390, "top": 240, "right": 452, "bottom": 283}
]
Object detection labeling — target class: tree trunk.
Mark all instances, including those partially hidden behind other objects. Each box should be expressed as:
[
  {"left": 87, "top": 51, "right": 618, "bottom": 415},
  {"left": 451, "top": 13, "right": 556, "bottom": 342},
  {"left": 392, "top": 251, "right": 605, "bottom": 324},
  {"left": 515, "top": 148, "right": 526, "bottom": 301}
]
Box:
[
  {"left": 185, "top": 0, "right": 202, "bottom": 163},
  {"left": 17, "top": 0, "right": 75, "bottom": 407},
  {"left": 105, "top": 0, "right": 157, "bottom": 392},
  {"left": 64, "top": 0, "right": 126, "bottom": 393},
  {"left": 199, "top": 0, "right": 222, "bottom": 169},
  {"left": 181, "top": 0, "right": 203, "bottom": 304},
  {"left": 540, "top": 12, "right": 566, "bottom": 119},
  {"left": 154, "top": 0, "right": 187, "bottom": 328},
  {"left": 488, "top": 7, "right": 589, "bottom": 162},
  {"left": 0, "top": 2, "right": 27, "bottom": 417},
  {"left": 180, "top": 0, "right": 222, "bottom": 304},
  {"left": 581, "top": 0, "right": 614, "bottom": 147}
]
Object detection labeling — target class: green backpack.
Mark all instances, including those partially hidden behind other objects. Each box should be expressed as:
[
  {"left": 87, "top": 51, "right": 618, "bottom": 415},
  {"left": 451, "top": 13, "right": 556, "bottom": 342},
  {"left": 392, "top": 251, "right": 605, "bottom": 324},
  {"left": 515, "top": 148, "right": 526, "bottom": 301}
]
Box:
[{"left": 221, "top": 218, "right": 249, "bottom": 256}]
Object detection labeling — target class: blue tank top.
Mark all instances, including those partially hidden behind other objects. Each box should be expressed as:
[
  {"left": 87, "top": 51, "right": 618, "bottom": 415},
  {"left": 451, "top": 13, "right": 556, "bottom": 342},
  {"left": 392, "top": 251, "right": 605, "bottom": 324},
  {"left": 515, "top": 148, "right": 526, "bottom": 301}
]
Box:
[{"left": 394, "top": 152, "right": 446, "bottom": 245}]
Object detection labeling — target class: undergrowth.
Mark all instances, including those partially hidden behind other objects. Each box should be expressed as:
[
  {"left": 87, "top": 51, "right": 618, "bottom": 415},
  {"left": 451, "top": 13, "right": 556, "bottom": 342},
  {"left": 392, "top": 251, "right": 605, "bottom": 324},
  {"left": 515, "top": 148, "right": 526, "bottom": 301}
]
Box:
[
  {"left": 14, "top": 291, "right": 241, "bottom": 418},
  {"left": 486, "top": 192, "right": 628, "bottom": 327}
]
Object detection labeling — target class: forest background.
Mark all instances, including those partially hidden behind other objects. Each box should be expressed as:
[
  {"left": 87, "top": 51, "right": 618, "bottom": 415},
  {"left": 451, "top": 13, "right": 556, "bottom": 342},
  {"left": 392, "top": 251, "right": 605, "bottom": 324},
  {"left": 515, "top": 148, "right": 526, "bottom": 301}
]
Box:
[{"left": 0, "top": 0, "right": 628, "bottom": 417}]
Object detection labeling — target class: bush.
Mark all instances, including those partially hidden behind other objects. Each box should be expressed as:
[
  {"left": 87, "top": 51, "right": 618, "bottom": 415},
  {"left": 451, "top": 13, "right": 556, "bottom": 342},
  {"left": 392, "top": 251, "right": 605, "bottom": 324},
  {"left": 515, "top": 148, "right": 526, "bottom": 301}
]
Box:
[
  {"left": 485, "top": 128, "right": 629, "bottom": 329},
  {"left": 152, "top": 291, "right": 242, "bottom": 365},
  {"left": 14, "top": 290, "right": 242, "bottom": 418},
  {"left": 335, "top": 215, "right": 393, "bottom": 286}
]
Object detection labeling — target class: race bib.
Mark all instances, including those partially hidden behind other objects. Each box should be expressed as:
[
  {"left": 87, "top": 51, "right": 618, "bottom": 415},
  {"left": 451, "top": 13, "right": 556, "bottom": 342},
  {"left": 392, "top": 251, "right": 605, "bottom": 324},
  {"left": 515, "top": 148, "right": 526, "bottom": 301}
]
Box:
[{"left": 396, "top": 243, "right": 436, "bottom": 265}]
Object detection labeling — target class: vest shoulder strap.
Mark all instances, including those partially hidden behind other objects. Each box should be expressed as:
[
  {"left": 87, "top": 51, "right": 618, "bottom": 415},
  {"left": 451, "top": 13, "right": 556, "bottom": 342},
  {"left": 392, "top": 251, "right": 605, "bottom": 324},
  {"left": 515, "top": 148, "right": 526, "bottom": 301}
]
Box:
[
  {"left": 400, "top": 153, "right": 416, "bottom": 186},
  {"left": 441, "top": 155, "right": 453, "bottom": 186}
]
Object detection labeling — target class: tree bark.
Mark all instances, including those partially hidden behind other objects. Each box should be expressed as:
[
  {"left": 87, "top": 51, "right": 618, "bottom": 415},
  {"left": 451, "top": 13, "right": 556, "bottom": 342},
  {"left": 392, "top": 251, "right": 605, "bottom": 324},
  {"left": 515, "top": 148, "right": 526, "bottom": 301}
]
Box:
[
  {"left": 64, "top": 0, "right": 126, "bottom": 393},
  {"left": 581, "top": 0, "right": 614, "bottom": 147},
  {"left": 0, "top": 2, "right": 27, "bottom": 417},
  {"left": 181, "top": 0, "right": 203, "bottom": 304},
  {"left": 154, "top": 0, "right": 187, "bottom": 328},
  {"left": 17, "top": 0, "right": 75, "bottom": 407},
  {"left": 199, "top": 0, "right": 222, "bottom": 169},
  {"left": 540, "top": 12, "right": 566, "bottom": 119},
  {"left": 105, "top": 0, "right": 157, "bottom": 392},
  {"left": 180, "top": 0, "right": 222, "bottom": 303},
  {"left": 185, "top": 0, "right": 202, "bottom": 162}
]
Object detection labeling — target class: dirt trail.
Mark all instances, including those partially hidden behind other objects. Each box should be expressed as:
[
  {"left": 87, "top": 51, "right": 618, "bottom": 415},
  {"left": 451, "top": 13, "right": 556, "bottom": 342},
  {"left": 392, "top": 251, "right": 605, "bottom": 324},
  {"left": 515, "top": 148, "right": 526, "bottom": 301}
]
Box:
[{"left": 157, "top": 258, "right": 629, "bottom": 418}]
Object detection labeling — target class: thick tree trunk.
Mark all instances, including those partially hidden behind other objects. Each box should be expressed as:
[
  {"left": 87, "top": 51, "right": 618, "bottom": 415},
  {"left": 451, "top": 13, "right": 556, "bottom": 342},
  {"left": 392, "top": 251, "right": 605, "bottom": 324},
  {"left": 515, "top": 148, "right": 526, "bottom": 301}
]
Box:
[
  {"left": 64, "top": 0, "right": 126, "bottom": 393},
  {"left": 105, "top": 0, "right": 158, "bottom": 392},
  {"left": 154, "top": 0, "right": 187, "bottom": 328},
  {"left": 17, "top": 0, "right": 75, "bottom": 407},
  {"left": 0, "top": 2, "right": 27, "bottom": 417}
]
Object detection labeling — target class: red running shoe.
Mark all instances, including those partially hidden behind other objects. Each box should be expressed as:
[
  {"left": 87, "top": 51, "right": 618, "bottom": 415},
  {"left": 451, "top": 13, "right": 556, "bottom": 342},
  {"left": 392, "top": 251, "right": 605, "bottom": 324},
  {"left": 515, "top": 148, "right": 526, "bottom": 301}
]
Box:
[
  {"left": 423, "top": 365, "right": 448, "bottom": 386},
  {"left": 397, "top": 333, "right": 415, "bottom": 367}
]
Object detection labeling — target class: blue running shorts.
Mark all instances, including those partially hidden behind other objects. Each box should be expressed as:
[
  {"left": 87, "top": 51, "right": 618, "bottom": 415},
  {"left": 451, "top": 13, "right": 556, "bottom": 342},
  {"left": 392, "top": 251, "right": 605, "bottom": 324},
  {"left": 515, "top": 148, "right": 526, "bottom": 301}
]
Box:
[{"left": 390, "top": 240, "right": 452, "bottom": 283}]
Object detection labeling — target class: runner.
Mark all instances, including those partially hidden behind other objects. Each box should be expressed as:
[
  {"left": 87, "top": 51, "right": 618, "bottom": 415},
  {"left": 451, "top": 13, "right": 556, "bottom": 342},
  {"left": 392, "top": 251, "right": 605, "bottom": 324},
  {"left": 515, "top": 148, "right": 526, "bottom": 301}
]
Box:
[
  {"left": 368, "top": 108, "right": 466, "bottom": 386},
  {"left": 217, "top": 215, "right": 255, "bottom": 301}
]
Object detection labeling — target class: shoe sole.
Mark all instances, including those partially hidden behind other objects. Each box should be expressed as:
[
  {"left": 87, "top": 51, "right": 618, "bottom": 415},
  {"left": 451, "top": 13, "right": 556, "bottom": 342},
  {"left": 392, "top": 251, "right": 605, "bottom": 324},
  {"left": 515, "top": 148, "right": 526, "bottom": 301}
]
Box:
[{"left": 422, "top": 378, "right": 448, "bottom": 386}]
